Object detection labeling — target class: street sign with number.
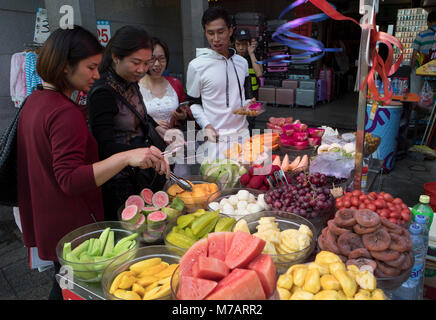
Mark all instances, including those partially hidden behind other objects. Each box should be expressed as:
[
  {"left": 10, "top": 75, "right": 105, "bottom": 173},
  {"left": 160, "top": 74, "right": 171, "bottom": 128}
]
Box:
[{"left": 97, "top": 20, "right": 111, "bottom": 46}]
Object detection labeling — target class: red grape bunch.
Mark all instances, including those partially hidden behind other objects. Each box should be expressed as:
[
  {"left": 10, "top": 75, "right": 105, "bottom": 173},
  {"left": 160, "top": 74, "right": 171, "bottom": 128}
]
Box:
[{"left": 264, "top": 172, "right": 335, "bottom": 219}]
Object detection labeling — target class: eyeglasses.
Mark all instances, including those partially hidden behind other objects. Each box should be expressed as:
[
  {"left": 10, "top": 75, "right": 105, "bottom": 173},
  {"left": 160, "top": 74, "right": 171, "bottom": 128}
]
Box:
[{"left": 150, "top": 55, "right": 167, "bottom": 64}]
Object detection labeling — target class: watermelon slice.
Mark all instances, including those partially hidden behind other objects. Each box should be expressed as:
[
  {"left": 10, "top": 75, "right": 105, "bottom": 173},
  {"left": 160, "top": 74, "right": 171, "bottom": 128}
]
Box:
[
  {"left": 205, "top": 268, "right": 266, "bottom": 300},
  {"left": 179, "top": 238, "right": 208, "bottom": 277},
  {"left": 247, "top": 254, "right": 277, "bottom": 298},
  {"left": 193, "top": 256, "right": 229, "bottom": 281},
  {"left": 178, "top": 276, "right": 217, "bottom": 300},
  {"left": 225, "top": 231, "right": 266, "bottom": 269},
  {"left": 207, "top": 232, "right": 226, "bottom": 261},
  {"left": 125, "top": 195, "right": 145, "bottom": 212},
  {"left": 121, "top": 205, "right": 140, "bottom": 224},
  {"left": 152, "top": 191, "right": 169, "bottom": 208},
  {"left": 140, "top": 188, "right": 154, "bottom": 205},
  {"left": 225, "top": 232, "right": 235, "bottom": 255}
]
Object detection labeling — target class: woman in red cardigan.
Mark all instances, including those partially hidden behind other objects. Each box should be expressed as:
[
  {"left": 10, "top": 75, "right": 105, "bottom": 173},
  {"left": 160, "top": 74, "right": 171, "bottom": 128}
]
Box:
[{"left": 17, "top": 26, "right": 170, "bottom": 299}]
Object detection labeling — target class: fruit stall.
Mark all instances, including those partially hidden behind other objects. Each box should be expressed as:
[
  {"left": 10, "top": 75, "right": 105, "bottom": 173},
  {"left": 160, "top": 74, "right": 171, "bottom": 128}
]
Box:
[{"left": 55, "top": 115, "right": 415, "bottom": 301}]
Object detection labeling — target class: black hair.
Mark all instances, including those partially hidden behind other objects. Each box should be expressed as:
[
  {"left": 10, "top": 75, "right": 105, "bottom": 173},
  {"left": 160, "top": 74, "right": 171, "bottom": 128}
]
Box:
[
  {"left": 37, "top": 25, "right": 103, "bottom": 93},
  {"left": 428, "top": 11, "right": 436, "bottom": 23},
  {"left": 152, "top": 37, "right": 170, "bottom": 65},
  {"left": 201, "top": 6, "right": 232, "bottom": 29},
  {"left": 99, "top": 25, "right": 152, "bottom": 73}
]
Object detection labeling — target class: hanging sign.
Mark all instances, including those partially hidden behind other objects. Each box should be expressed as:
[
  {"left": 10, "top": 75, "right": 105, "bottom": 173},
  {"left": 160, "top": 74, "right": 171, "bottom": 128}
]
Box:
[
  {"left": 97, "top": 20, "right": 111, "bottom": 46},
  {"left": 34, "top": 7, "right": 50, "bottom": 44}
]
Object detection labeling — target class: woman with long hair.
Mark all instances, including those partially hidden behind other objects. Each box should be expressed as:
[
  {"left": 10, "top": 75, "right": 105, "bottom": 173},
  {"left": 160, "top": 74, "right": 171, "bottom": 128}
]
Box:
[
  {"left": 17, "top": 25, "right": 169, "bottom": 299},
  {"left": 87, "top": 26, "right": 171, "bottom": 221}
]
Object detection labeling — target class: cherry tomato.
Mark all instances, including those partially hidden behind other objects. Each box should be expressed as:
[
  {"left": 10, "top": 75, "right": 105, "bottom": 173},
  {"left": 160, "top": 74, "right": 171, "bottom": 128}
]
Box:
[
  {"left": 368, "top": 192, "right": 378, "bottom": 201},
  {"left": 383, "top": 193, "right": 394, "bottom": 202},
  {"left": 374, "top": 199, "right": 384, "bottom": 209},
  {"left": 364, "top": 199, "right": 371, "bottom": 205},
  {"left": 351, "top": 196, "right": 360, "bottom": 207},
  {"left": 350, "top": 206, "right": 358, "bottom": 210},
  {"left": 388, "top": 217, "right": 398, "bottom": 224},
  {"left": 343, "top": 200, "right": 351, "bottom": 208},
  {"left": 367, "top": 203, "right": 377, "bottom": 211},
  {"left": 335, "top": 201, "right": 343, "bottom": 210},
  {"left": 393, "top": 198, "right": 403, "bottom": 205},
  {"left": 359, "top": 194, "right": 367, "bottom": 202},
  {"left": 395, "top": 204, "right": 403, "bottom": 211},
  {"left": 379, "top": 209, "right": 390, "bottom": 218},
  {"left": 390, "top": 210, "right": 401, "bottom": 219},
  {"left": 352, "top": 190, "right": 362, "bottom": 197},
  {"left": 387, "top": 203, "right": 396, "bottom": 210},
  {"left": 400, "top": 209, "right": 410, "bottom": 222},
  {"left": 400, "top": 203, "right": 409, "bottom": 210},
  {"left": 358, "top": 203, "right": 367, "bottom": 210}
]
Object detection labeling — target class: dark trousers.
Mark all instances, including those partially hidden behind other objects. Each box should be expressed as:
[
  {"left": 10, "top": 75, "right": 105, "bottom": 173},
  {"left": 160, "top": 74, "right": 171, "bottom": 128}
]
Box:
[{"left": 48, "top": 261, "right": 63, "bottom": 300}]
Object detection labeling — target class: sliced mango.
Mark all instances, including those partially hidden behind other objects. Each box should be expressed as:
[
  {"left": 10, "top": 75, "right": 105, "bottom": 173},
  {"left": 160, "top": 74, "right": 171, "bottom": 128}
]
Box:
[
  {"left": 109, "top": 271, "right": 129, "bottom": 295},
  {"left": 118, "top": 275, "right": 137, "bottom": 290},
  {"left": 144, "top": 281, "right": 159, "bottom": 293},
  {"left": 147, "top": 283, "right": 172, "bottom": 300},
  {"left": 154, "top": 264, "right": 179, "bottom": 279},
  {"left": 136, "top": 275, "right": 159, "bottom": 287},
  {"left": 132, "top": 283, "right": 146, "bottom": 298},
  {"left": 123, "top": 290, "right": 142, "bottom": 300},
  {"left": 143, "top": 286, "right": 161, "bottom": 300},
  {"left": 138, "top": 262, "right": 169, "bottom": 277},
  {"left": 130, "top": 258, "right": 162, "bottom": 274}
]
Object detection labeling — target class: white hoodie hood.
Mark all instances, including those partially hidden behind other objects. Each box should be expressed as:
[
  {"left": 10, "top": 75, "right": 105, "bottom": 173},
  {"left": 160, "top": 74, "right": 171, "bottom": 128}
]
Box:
[{"left": 186, "top": 48, "right": 250, "bottom": 136}]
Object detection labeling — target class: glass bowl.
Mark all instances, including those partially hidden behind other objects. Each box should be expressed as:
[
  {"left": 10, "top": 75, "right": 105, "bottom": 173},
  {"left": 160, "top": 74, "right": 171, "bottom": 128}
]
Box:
[
  {"left": 163, "top": 212, "right": 234, "bottom": 253},
  {"left": 278, "top": 141, "right": 316, "bottom": 159},
  {"left": 206, "top": 188, "right": 265, "bottom": 219},
  {"left": 232, "top": 211, "right": 316, "bottom": 274},
  {"left": 170, "top": 265, "right": 280, "bottom": 300},
  {"left": 101, "top": 245, "right": 185, "bottom": 300},
  {"left": 375, "top": 256, "right": 415, "bottom": 291},
  {"left": 117, "top": 204, "right": 182, "bottom": 245},
  {"left": 163, "top": 175, "right": 222, "bottom": 213},
  {"left": 56, "top": 221, "right": 140, "bottom": 283}
]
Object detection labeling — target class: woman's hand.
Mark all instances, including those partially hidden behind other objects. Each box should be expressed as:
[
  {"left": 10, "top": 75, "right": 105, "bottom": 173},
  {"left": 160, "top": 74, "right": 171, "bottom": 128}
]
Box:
[
  {"left": 125, "top": 147, "right": 170, "bottom": 178},
  {"left": 171, "top": 108, "right": 187, "bottom": 121},
  {"left": 157, "top": 120, "right": 170, "bottom": 130}
]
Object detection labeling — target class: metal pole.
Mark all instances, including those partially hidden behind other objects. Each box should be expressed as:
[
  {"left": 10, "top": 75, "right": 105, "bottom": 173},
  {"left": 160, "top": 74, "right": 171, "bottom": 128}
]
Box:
[{"left": 354, "top": 0, "right": 377, "bottom": 190}]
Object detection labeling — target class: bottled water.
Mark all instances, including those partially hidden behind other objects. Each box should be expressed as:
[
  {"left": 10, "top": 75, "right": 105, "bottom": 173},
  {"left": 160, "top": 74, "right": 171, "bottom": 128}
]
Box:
[
  {"left": 393, "top": 224, "right": 426, "bottom": 300},
  {"left": 415, "top": 215, "right": 429, "bottom": 249},
  {"left": 412, "top": 195, "right": 434, "bottom": 231}
]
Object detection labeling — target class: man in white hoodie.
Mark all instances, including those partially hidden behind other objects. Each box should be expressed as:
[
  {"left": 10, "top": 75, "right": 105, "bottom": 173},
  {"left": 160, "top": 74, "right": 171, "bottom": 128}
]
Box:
[{"left": 186, "top": 6, "right": 255, "bottom": 159}]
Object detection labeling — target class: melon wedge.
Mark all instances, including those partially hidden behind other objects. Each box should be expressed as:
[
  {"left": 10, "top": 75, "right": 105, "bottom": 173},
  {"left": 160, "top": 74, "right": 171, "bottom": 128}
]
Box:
[
  {"left": 281, "top": 154, "right": 289, "bottom": 172},
  {"left": 193, "top": 256, "right": 229, "bottom": 281},
  {"left": 205, "top": 268, "right": 266, "bottom": 300},
  {"left": 208, "top": 232, "right": 226, "bottom": 261},
  {"left": 295, "top": 154, "right": 308, "bottom": 169},
  {"left": 225, "top": 231, "right": 266, "bottom": 269},
  {"left": 247, "top": 254, "right": 277, "bottom": 298},
  {"left": 225, "top": 232, "right": 235, "bottom": 255},
  {"left": 178, "top": 276, "right": 217, "bottom": 300},
  {"left": 289, "top": 156, "right": 301, "bottom": 170},
  {"left": 272, "top": 156, "right": 281, "bottom": 167},
  {"left": 179, "top": 238, "right": 208, "bottom": 277}
]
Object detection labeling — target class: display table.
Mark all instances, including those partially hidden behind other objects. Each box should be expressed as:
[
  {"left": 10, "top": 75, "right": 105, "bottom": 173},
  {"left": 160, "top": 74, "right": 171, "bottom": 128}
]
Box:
[{"left": 56, "top": 273, "right": 104, "bottom": 300}]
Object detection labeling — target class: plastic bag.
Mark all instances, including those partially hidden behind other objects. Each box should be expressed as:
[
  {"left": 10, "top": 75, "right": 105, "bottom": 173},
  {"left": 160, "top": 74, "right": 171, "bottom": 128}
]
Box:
[
  {"left": 309, "top": 152, "right": 355, "bottom": 179},
  {"left": 419, "top": 81, "right": 433, "bottom": 108}
]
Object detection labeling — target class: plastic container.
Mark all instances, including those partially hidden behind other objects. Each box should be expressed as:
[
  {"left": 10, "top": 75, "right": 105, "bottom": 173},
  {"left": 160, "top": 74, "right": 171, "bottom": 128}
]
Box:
[
  {"left": 292, "top": 140, "right": 310, "bottom": 150},
  {"left": 393, "top": 224, "right": 426, "bottom": 300},
  {"left": 163, "top": 212, "right": 234, "bottom": 253},
  {"left": 365, "top": 103, "right": 403, "bottom": 171},
  {"left": 411, "top": 195, "right": 434, "bottom": 231},
  {"left": 163, "top": 176, "right": 222, "bottom": 213},
  {"left": 56, "top": 221, "right": 140, "bottom": 283},
  {"left": 292, "top": 131, "right": 309, "bottom": 142},
  {"left": 307, "top": 128, "right": 325, "bottom": 138},
  {"left": 169, "top": 265, "right": 280, "bottom": 300},
  {"left": 279, "top": 141, "right": 316, "bottom": 159},
  {"left": 206, "top": 188, "right": 264, "bottom": 219},
  {"left": 231, "top": 211, "right": 316, "bottom": 274},
  {"left": 101, "top": 245, "right": 185, "bottom": 300}
]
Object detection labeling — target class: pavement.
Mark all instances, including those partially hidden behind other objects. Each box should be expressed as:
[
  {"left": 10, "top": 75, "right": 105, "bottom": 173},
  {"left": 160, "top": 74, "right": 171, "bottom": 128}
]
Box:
[{"left": 1, "top": 92, "right": 435, "bottom": 300}]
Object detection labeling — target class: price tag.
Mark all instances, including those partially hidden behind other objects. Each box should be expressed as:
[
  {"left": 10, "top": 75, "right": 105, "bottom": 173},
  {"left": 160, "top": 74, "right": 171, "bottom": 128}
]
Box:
[
  {"left": 34, "top": 7, "right": 50, "bottom": 44},
  {"left": 97, "top": 20, "right": 111, "bottom": 46},
  {"left": 369, "top": 100, "right": 379, "bottom": 120}
]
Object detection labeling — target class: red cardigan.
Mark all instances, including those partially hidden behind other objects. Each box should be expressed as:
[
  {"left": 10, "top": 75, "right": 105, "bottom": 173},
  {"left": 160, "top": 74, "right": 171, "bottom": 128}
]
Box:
[{"left": 17, "top": 89, "right": 104, "bottom": 261}]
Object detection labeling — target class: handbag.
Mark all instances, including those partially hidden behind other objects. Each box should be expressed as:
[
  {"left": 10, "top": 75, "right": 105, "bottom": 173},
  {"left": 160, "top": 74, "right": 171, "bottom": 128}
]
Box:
[{"left": 0, "top": 98, "right": 28, "bottom": 206}]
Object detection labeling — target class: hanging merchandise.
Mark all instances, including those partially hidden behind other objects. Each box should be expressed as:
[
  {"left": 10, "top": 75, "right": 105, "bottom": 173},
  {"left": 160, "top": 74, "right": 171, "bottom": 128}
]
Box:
[
  {"left": 25, "top": 51, "right": 42, "bottom": 97},
  {"left": 263, "top": 0, "right": 403, "bottom": 106},
  {"left": 10, "top": 52, "right": 27, "bottom": 108},
  {"left": 418, "top": 81, "right": 434, "bottom": 108}
]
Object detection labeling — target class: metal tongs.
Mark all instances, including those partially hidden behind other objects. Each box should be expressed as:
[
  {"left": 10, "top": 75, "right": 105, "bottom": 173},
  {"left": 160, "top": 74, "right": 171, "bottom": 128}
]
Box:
[
  {"left": 274, "top": 170, "right": 290, "bottom": 187},
  {"left": 169, "top": 172, "right": 193, "bottom": 192}
]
